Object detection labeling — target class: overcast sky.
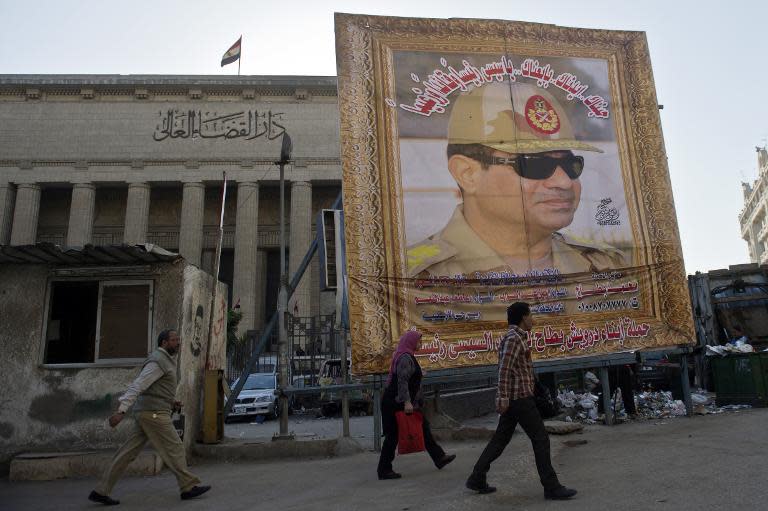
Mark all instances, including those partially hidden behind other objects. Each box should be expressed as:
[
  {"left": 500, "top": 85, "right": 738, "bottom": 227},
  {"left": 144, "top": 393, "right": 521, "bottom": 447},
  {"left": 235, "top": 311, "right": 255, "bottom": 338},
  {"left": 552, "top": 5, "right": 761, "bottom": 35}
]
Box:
[{"left": 1, "top": 0, "right": 765, "bottom": 274}]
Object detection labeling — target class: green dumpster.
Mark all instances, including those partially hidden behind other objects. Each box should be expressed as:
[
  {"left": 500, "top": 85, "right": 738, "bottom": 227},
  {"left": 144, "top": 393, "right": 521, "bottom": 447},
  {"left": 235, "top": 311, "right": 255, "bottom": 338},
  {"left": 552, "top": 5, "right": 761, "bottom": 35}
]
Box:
[{"left": 710, "top": 352, "right": 768, "bottom": 407}]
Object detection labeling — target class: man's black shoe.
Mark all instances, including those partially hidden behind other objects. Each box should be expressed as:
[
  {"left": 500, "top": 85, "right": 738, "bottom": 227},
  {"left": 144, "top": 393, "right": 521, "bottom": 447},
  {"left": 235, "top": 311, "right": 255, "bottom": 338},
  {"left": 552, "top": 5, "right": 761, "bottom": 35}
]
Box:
[
  {"left": 544, "top": 486, "right": 578, "bottom": 500},
  {"left": 180, "top": 485, "right": 211, "bottom": 500},
  {"left": 466, "top": 477, "right": 497, "bottom": 494},
  {"left": 377, "top": 471, "right": 402, "bottom": 480},
  {"left": 88, "top": 491, "right": 120, "bottom": 506},
  {"left": 435, "top": 454, "right": 456, "bottom": 470}
]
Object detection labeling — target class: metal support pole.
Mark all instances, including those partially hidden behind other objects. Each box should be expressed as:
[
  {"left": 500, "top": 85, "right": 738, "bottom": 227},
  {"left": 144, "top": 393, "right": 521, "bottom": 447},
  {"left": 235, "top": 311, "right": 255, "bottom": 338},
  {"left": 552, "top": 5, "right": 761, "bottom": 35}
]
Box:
[
  {"left": 373, "top": 386, "right": 382, "bottom": 452},
  {"left": 600, "top": 366, "right": 613, "bottom": 425},
  {"left": 340, "top": 330, "right": 350, "bottom": 437},
  {"left": 275, "top": 157, "right": 293, "bottom": 441},
  {"left": 681, "top": 354, "right": 693, "bottom": 416}
]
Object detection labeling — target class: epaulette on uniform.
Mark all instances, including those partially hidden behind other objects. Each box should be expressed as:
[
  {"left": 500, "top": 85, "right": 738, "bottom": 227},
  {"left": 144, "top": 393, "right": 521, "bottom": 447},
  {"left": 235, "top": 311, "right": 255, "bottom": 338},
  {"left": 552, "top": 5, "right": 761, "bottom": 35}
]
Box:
[
  {"left": 554, "top": 232, "right": 624, "bottom": 255},
  {"left": 406, "top": 238, "right": 457, "bottom": 277}
]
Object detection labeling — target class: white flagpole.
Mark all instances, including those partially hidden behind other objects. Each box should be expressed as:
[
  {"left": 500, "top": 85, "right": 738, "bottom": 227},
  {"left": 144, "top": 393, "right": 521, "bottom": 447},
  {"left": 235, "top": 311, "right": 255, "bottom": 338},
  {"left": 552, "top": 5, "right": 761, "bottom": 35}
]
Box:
[{"left": 204, "top": 171, "right": 228, "bottom": 368}]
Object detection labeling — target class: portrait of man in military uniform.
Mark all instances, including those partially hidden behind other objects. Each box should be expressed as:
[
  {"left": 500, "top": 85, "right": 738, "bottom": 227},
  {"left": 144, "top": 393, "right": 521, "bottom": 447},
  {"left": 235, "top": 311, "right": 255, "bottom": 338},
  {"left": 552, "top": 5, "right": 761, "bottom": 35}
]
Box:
[
  {"left": 405, "top": 79, "right": 629, "bottom": 279},
  {"left": 336, "top": 15, "right": 692, "bottom": 372}
]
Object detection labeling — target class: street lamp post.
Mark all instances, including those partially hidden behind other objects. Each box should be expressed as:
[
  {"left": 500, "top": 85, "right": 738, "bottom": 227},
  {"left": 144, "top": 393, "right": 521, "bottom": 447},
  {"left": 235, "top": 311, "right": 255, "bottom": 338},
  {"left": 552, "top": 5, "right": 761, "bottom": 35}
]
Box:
[{"left": 275, "top": 133, "right": 294, "bottom": 440}]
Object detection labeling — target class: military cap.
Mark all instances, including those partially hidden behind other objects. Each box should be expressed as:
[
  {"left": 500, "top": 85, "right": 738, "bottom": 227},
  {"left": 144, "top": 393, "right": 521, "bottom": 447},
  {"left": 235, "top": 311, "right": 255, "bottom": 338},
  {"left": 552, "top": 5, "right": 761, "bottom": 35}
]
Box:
[{"left": 448, "top": 81, "right": 603, "bottom": 154}]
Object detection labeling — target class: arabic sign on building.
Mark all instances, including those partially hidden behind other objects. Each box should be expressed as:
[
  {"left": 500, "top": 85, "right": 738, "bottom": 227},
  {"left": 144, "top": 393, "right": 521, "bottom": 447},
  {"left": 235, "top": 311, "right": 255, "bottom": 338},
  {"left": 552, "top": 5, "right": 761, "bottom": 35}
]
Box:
[
  {"left": 153, "top": 109, "right": 286, "bottom": 141},
  {"left": 335, "top": 14, "right": 695, "bottom": 374}
]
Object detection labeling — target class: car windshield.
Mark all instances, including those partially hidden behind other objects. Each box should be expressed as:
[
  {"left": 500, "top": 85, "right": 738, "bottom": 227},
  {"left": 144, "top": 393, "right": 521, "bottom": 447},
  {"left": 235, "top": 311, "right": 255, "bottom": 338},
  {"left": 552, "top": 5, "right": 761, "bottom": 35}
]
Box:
[{"left": 243, "top": 374, "right": 276, "bottom": 390}]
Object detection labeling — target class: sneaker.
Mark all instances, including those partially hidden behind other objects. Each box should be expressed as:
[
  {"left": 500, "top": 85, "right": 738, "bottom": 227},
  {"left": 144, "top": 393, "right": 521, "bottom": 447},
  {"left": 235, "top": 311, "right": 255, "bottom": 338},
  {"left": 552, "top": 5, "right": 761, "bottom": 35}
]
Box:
[
  {"left": 466, "top": 476, "right": 497, "bottom": 494},
  {"left": 180, "top": 485, "right": 211, "bottom": 500},
  {"left": 435, "top": 454, "right": 456, "bottom": 470},
  {"left": 377, "top": 470, "right": 402, "bottom": 480},
  {"left": 88, "top": 491, "right": 120, "bottom": 506},
  {"left": 544, "top": 486, "right": 578, "bottom": 500}
]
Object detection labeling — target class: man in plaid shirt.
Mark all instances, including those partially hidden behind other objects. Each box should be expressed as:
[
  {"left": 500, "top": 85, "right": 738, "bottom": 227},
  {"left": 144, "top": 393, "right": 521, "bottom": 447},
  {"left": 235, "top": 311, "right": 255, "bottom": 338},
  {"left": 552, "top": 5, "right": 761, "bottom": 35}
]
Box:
[{"left": 466, "top": 302, "right": 577, "bottom": 500}]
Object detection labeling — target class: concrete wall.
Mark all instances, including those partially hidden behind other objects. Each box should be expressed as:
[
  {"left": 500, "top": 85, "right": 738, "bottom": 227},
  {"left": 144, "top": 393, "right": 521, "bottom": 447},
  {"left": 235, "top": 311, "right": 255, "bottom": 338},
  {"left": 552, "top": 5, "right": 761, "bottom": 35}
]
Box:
[
  {"left": 0, "top": 261, "right": 201, "bottom": 471},
  {"left": 177, "top": 264, "right": 228, "bottom": 451}
]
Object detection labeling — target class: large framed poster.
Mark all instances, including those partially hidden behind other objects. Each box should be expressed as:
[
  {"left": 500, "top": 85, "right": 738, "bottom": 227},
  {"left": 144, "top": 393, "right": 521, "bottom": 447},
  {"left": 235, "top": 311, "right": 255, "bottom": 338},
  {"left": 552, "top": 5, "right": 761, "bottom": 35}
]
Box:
[{"left": 335, "top": 14, "right": 694, "bottom": 374}]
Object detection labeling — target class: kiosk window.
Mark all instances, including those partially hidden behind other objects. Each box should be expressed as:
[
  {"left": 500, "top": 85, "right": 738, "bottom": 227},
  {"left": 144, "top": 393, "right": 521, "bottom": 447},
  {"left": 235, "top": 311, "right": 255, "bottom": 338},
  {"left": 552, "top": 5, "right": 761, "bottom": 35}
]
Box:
[{"left": 44, "top": 280, "right": 152, "bottom": 365}]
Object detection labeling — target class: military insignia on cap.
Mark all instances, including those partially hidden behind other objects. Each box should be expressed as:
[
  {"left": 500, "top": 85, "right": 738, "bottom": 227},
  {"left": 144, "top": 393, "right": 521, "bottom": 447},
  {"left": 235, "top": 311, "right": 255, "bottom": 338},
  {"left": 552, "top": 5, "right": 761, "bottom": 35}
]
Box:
[{"left": 525, "top": 95, "right": 560, "bottom": 135}]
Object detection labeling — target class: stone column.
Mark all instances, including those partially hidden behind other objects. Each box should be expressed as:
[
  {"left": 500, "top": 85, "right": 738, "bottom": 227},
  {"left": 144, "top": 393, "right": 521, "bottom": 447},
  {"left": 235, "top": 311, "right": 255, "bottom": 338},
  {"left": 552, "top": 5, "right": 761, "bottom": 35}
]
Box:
[
  {"left": 179, "top": 182, "right": 205, "bottom": 266},
  {"left": 233, "top": 182, "right": 260, "bottom": 332},
  {"left": 10, "top": 183, "right": 41, "bottom": 245},
  {"left": 0, "top": 183, "right": 16, "bottom": 245},
  {"left": 123, "top": 182, "right": 151, "bottom": 244},
  {"left": 253, "top": 250, "right": 267, "bottom": 331},
  {"left": 66, "top": 183, "right": 96, "bottom": 247},
  {"left": 289, "top": 181, "right": 313, "bottom": 317}
]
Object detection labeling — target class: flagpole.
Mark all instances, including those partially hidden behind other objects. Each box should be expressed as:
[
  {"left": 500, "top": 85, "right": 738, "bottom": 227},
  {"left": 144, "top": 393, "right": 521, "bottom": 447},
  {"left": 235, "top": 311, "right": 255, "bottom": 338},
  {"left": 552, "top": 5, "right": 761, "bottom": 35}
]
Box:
[
  {"left": 204, "top": 171, "right": 227, "bottom": 368},
  {"left": 238, "top": 58, "right": 240, "bottom": 76}
]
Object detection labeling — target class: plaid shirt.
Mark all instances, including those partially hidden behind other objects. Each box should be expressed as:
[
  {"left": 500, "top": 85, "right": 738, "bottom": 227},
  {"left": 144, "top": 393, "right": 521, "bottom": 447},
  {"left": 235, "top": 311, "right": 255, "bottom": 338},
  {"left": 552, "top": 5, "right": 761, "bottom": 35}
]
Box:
[{"left": 497, "top": 325, "right": 535, "bottom": 408}]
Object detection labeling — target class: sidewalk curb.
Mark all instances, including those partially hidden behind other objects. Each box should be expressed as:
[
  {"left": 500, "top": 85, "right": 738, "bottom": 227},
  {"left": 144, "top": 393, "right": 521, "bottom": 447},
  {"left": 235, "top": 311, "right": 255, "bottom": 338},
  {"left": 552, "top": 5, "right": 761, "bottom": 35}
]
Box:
[
  {"left": 192, "top": 436, "right": 365, "bottom": 463},
  {"left": 9, "top": 450, "right": 163, "bottom": 482}
]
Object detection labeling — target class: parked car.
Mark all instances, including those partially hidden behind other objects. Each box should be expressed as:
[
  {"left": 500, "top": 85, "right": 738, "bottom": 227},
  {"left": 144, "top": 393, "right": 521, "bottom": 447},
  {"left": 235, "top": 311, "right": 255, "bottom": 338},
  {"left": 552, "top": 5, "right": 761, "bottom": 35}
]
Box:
[{"left": 226, "top": 372, "right": 281, "bottom": 421}]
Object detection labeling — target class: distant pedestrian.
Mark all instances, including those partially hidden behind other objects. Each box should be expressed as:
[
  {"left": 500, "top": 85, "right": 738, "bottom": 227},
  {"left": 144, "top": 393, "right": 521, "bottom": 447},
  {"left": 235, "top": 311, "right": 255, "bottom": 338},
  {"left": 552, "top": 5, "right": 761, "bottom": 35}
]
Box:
[
  {"left": 88, "top": 329, "right": 211, "bottom": 506},
  {"left": 596, "top": 364, "right": 637, "bottom": 418},
  {"left": 466, "top": 302, "right": 577, "bottom": 500},
  {"left": 377, "top": 329, "right": 456, "bottom": 480}
]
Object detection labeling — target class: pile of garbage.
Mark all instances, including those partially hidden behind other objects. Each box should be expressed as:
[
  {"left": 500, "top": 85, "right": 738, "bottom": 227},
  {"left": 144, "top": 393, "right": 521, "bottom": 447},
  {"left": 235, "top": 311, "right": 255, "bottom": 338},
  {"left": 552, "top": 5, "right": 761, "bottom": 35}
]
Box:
[
  {"left": 705, "top": 342, "right": 754, "bottom": 356},
  {"left": 556, "top": 388, "right": 751, "bottom": 423},
  {"left": 636, "top": 390, "right": 687, "bottom": 419},
  {"left": 688, "top": 390, "right": 752, "bottom": 415},
  {"left": 556, "top": 390, "right": 602, "bottom": 423}
]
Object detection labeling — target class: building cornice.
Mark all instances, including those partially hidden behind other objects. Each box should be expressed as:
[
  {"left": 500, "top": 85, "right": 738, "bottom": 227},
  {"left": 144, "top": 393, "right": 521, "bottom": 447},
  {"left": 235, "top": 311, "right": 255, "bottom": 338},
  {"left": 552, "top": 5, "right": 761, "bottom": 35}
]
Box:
[
  {"left": 0, "top": 74, "right": 338, "bottom": 100},
  {"left": 0, "top": 74, "right": 337, "bottom": 87},
  {"left": 0, "top": 157, "right": 341, "bottom": 169}
]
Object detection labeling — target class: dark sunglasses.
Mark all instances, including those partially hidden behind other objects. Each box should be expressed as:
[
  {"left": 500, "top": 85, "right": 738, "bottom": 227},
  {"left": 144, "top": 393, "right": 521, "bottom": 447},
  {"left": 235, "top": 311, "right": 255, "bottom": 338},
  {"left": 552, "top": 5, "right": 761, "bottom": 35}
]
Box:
[{"left": 485, "top": 152, "right": 585, "bottom": 180}]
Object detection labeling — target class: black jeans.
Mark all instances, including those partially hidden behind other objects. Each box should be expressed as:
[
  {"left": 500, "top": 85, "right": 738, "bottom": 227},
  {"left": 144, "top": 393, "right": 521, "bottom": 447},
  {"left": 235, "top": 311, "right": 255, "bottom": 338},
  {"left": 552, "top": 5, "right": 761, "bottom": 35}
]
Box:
[
  {"left": 377, "top": 399, "right": 445, "bottom": 475},
  {"left": 471, "top": 397, "right": 560, "bottom": 491}
]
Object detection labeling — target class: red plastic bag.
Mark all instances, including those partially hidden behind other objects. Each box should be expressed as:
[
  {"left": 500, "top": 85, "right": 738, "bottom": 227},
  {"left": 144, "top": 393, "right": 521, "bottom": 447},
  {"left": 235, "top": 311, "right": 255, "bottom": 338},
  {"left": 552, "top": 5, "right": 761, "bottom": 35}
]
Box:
[{"left": 395, "top": 410, "right": 425, "bottom": 454}]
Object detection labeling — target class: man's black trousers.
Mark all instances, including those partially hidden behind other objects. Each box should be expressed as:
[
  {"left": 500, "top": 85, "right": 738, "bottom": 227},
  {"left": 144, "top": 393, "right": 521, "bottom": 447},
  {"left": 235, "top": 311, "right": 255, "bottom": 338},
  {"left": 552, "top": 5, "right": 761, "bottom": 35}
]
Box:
[{"left": 470, "top": 396, "right": 560, "bottom": 490}]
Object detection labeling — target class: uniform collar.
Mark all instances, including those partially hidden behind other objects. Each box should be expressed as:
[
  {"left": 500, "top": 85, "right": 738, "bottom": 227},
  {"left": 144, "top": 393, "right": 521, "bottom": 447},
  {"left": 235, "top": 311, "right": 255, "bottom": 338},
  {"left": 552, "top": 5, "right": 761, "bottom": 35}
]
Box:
[
  {"left": 439, "top": 205, "right": 510, "bottom": 272},
  {"left": 441, "top": 206, "right": 589, "bottom": 274},
  {"left": 551, "top": 234, "right": 592, "bottom": 274}
]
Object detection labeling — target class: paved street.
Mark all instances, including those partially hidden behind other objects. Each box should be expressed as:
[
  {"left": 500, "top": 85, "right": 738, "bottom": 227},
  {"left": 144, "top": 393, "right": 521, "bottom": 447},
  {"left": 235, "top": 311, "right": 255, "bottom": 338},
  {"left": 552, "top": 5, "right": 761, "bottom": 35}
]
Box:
[{"left": 2, "top": 408, "right": 767, "bottom": 511}]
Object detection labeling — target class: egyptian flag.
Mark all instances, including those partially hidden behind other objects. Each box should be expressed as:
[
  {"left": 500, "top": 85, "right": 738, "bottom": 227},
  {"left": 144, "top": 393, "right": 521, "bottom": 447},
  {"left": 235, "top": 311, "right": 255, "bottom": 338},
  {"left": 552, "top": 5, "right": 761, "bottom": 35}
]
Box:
[{"left": 221, "top": 37, "right": 242, "bottom": 67}]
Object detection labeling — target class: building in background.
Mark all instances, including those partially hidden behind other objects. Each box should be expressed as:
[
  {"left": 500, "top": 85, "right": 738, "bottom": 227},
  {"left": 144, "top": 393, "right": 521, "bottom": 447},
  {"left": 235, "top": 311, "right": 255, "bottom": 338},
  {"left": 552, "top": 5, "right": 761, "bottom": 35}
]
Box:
[
  {"left": 0, "top": 75, "right": 342, "bottom": 337},
  {"left": 740, "top": 147, "right": 768, "bottom": 264}
]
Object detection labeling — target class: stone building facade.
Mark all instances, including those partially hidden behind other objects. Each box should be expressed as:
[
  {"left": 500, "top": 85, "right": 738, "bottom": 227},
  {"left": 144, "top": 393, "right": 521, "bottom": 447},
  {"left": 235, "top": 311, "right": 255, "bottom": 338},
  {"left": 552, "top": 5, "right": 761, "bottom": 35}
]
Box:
[
  {"left": 0, "top": 75, "right": 342, "bottom": 334},
  {"left": 740, "top": 147, "right": 768, "bottom": 264}
]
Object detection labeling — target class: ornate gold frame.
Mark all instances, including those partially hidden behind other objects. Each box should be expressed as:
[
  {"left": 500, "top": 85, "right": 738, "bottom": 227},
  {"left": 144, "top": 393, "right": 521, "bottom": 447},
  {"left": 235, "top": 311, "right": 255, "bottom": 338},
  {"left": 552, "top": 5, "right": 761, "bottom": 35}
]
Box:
[{"left": 335, "top": 13, "right": 694, "bottom": 374}]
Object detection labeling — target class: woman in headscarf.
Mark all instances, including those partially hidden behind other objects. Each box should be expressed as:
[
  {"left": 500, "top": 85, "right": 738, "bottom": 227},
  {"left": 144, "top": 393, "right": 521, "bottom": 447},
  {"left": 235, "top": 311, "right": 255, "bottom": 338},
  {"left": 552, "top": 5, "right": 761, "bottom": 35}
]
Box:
[{"left": 377, "top": 329, "right": 456, "bottom": 480}]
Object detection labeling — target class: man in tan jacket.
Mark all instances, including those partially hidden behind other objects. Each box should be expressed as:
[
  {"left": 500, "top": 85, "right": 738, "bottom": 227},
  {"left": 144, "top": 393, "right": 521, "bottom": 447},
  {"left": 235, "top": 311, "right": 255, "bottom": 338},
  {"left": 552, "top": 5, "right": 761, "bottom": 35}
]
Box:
[{"left": 88, "top": 329, "right": 210, "bottom": 506}]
